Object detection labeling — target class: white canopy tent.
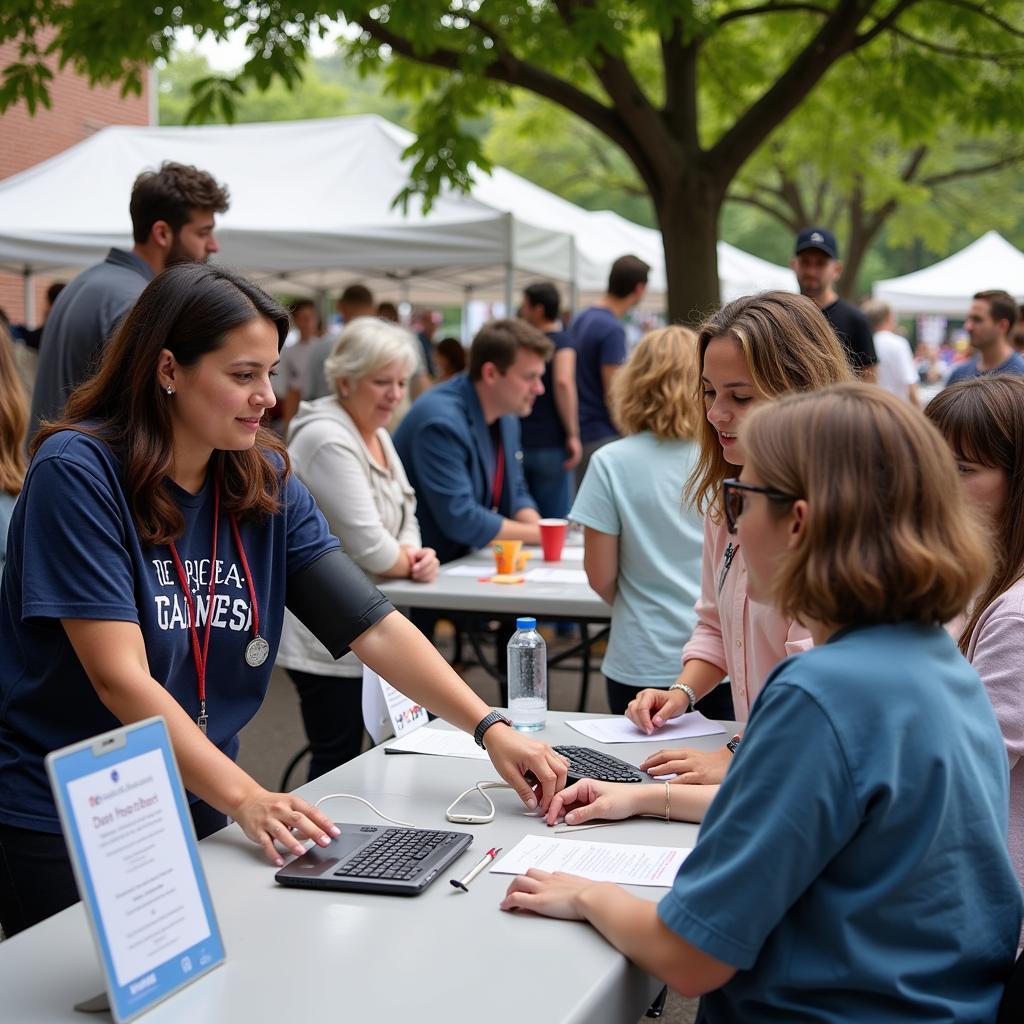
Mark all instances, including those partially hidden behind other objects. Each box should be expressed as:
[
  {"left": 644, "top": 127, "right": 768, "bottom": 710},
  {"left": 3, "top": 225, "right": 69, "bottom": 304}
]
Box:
[
  {"left": 0, "top": 113, "right": 794, "bottom": 318},
  {"left": 872, "top": 231, "right": 1024, "bottom": 317}
]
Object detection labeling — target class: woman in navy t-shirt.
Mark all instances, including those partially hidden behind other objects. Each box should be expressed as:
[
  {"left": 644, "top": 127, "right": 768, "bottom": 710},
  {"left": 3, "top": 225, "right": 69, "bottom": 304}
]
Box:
[{"left": 0, "top": 263, "right": 568, "bottom": 936}]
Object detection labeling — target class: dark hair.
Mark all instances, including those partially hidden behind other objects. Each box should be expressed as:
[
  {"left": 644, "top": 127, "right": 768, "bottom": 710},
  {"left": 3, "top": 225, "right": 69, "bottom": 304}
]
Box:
[
  {"left": 974, "top": 290, "right": 1019, "bottom": 332},
  {"left": 339, "top": 284, "right": 374, "bottom": 307},
  {"left": 376, "top": 301, "right": 400, "bottom": 322},
  {"left": 34, "top": 264, "right": 289, "bottom": 545},
  {"left": 435, "top": 336, "right": 466, "bottom": 375},
  {"left": 523, "top": 282, "right": 560, "bottom": 321},
  {"left": 607, "top": 255, "right": 650, "bottom": 299},
  {"left": 925, "top": 376, "right": 1024, "bottom": 652},
  {"left": 130, "top": 162, "right": 230, "bottom": 244},
  {"left": 468, "top": 319, "right": 554, "bottom": 381},
  {"left": 46, "top": 282, "right": 65, "bottom": 307}
]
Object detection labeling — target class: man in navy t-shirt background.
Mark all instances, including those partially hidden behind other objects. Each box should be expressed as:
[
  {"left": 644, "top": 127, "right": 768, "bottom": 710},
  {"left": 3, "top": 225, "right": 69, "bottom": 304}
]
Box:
[
  {"left": 517, "top": 281, "right": 579, "bottom": 519},
  {"left": 570, "top": 254, "right": 649, "bottom": 486},
  {"left": 946, "top": 289, "right": 1024, "bottom": 386}
]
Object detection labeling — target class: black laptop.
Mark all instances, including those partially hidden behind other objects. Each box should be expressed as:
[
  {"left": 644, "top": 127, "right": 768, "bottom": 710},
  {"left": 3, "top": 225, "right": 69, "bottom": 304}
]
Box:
[{"left": 275, "top": 823, "right": 474, "bottom": 896}]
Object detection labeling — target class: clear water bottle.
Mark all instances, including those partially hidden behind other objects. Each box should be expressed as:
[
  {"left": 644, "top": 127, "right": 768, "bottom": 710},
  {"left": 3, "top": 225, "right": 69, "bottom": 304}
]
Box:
[{"left": 507, "top": 616, "right": 547, "bottom": 732}]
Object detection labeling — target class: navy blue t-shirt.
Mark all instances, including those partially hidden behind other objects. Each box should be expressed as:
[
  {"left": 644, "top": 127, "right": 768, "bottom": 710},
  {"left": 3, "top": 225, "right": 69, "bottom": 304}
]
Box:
[
  {"left": 570, "top": 307, "right": 626, "bottom": 444},
  {"left": 520, "top": 328, "right": 572, "bottom": 449},
  {"left": 947, "top": 350, "right": 1024, "bottom": 385},
  {"left": 0, "top": 430, "right": 382, "bottom": 833}
]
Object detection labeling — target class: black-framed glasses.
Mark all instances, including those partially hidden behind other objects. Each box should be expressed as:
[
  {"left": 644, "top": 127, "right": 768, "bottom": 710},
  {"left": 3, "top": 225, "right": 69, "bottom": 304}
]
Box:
[{"left": 723, "top": 478, "right": 799, "bottom": 534}]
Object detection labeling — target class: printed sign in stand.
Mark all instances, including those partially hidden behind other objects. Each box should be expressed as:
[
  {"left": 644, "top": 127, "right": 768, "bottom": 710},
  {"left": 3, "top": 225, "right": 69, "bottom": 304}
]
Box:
[
  {"left": 361, "top": 666, "right": 430, "bottom": 744},
  {"left": 46, "top": 717, "right": 225, "bottom": 1023}
]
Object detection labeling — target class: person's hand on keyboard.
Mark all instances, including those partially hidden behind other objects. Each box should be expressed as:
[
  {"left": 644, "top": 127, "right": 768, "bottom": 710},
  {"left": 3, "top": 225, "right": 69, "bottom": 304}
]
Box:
[
  {"left": 543, "top": 778, "right": 643, "bottom": 828},
  {"left": 483, "top": 727, "right": 570, "bottom": 813},
  {"left": 640, "top": 746, "right": 732, "bottom": 785},
  {"left": 231, "top": 786, "right": 341, "bottom": 866}
]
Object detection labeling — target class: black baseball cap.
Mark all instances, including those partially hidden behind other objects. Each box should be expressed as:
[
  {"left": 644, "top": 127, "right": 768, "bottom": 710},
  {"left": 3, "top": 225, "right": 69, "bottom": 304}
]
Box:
[{"left": 794, "top": 227, "right": 838, "bottom": 259}]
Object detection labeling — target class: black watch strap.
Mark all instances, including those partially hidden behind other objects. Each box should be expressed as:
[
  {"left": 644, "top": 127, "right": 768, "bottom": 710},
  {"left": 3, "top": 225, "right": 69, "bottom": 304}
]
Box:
[{"left": 474, "top": 711, "right": 512, "bottom": 749}]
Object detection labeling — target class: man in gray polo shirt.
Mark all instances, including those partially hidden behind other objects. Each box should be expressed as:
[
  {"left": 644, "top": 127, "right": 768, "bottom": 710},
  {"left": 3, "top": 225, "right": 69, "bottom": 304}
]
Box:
[{"left": 28, "top": 162, "right": 230, "bottom": 439}]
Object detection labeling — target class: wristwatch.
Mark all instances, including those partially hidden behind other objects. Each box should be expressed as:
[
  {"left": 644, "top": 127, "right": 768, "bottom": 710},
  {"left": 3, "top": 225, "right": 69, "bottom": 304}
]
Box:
[
  {"left": 473, "top": 710, "right": 513, "bottom": 749},
  {"left": 668, "top": 683, "right": 697, "bottom": 711},
  {"left": 726, "top": 734, "right": 742, "bottom": 755}
]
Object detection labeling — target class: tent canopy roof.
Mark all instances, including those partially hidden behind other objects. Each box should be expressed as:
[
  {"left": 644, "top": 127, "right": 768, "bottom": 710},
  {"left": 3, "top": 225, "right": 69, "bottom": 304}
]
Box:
[
  {"left": 873, "top": 231, "right": 1024, "bottom": 317},
  {"left": 0, "top": 113, "right": 795, "bottom": 303}
]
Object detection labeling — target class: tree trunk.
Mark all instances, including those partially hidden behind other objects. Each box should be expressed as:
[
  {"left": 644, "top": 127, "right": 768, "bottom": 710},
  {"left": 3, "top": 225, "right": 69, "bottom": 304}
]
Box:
[{"left": 656, "top": 170, "right": 725, "bottom": 325}]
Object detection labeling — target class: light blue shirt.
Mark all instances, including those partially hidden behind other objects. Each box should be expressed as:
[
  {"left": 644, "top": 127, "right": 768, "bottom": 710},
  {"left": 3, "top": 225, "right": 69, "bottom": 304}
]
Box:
[
  {"left": 570, "top": 432, "right": 702, "bottom": 686},
  {"left": 659, "top": 622, "right": 1022, "bottom": 1022}
]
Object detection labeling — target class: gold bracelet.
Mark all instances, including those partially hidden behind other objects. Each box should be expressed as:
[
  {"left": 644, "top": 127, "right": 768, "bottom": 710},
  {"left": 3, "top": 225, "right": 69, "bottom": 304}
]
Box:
[{"left": 664, "top": 781, "right": 671, "bottom": 822}]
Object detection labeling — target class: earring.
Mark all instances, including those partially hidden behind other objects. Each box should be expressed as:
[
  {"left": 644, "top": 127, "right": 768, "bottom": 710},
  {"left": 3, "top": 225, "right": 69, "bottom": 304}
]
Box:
[{"left": 165, "top": 386, "right": 175, "bottom": 395}]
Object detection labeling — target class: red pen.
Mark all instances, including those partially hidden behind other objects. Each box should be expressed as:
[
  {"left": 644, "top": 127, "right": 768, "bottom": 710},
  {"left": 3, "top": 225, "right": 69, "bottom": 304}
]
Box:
[{"left": 450, "top": 847, "right": 502, "bottom": 892}]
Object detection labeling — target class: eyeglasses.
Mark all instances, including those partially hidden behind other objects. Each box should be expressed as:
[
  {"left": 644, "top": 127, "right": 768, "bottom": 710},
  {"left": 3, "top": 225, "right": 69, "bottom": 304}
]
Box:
[{"left": 723, "top": 478, "right": 799, "bottom": 534}]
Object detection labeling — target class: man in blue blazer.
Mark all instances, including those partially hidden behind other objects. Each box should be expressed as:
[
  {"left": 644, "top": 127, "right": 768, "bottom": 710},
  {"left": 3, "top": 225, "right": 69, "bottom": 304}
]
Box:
[{"left": 395, "top": 319, "right": 552, "bottom": 564}]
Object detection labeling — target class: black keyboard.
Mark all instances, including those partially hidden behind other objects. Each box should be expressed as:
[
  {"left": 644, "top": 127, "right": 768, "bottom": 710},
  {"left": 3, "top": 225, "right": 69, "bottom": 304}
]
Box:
[
  {"left": 334, "top": 827, "right": 456, "bottom": 881},
  {"left": 553, "top": 745, "right": 647, "bottom": 784}
]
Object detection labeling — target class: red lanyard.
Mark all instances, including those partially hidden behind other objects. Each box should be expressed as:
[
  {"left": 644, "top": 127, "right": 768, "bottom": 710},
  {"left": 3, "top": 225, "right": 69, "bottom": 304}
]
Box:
[
  {"left": 491, "top": 442, "right": 505, "bottom": 513},
  {"left": 167, "top": 476, "right": 266, "bottom": 735}
]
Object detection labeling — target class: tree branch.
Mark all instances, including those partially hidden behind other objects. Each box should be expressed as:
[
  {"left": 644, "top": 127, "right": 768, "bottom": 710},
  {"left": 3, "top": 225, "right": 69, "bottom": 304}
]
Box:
[
  {"left": 934, "top": 0, "right": 1024, "bottom": 38},
  {"left": 921, "top": 149, "right": 1024, "bottom": 187},
  {"left": 727, "top": 191, "right": 803, "bottom": 232},
  {"left": 855, "top": 0, "right": 930, "bottom": 47},
  {"left": 717, "top": 3, "right": 832, "bottom": 26},
  {"left": 887, "top": 24, "right": 1023, "bottom": 60},
  {"left": 661, "top": 17, "right": 700, "bottom": 153},
  {"left": 709, "top": 0, "right": 900, "bottom": 183}
]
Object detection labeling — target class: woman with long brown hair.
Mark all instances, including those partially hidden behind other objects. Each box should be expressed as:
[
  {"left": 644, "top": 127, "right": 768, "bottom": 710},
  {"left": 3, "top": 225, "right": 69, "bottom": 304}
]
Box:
[
  {"left": 625, "top": 292, "right": 852, "bottom": 784},
  {"left": 0, "top": 321, "right": 28, "bottom": 573},
  {"left": 0, "top": 262, "right": 567, "bottom": 937},
  {"left": 926, "top": 376, "right": 1024, "bottom": 904}
]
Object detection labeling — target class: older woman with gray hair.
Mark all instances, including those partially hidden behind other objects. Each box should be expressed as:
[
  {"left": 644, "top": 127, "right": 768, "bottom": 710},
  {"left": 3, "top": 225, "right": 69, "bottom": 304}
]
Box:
[{"left": 276, "top": 316, "right": 439, "bottom": 778}]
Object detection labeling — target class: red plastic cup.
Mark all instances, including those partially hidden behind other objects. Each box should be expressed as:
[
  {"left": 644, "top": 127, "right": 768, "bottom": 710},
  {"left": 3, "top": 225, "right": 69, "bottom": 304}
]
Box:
[{"left": 538, "top": 518, "right": 569, "bottom": 562}]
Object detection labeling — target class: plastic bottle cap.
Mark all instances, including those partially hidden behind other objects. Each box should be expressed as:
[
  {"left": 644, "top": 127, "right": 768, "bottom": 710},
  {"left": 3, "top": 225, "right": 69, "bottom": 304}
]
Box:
[{"left": 516, "top": 617, "right": 537, "bottom": 630}]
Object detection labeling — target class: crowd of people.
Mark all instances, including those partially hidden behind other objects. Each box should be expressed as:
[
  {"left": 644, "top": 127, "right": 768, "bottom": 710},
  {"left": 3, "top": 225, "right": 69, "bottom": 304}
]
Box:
[{"left": 0, "top": 158, "right": 1022, "bottom": 1018}]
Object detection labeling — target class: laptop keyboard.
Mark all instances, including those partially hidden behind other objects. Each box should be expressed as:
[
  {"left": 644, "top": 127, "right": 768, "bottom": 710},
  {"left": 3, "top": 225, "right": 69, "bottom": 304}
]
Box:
[
  {"left": 334, "top": 828, "right": 456, "bottom": 881},
  {"left": 553, "top": 745, "right": 646, "bottom": 784}
]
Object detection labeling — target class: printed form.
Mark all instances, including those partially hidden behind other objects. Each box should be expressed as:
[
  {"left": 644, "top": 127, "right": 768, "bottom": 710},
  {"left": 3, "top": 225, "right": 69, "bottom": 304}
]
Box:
[{"left": 491, "top": 835, "right": 690, "bottom": 887}]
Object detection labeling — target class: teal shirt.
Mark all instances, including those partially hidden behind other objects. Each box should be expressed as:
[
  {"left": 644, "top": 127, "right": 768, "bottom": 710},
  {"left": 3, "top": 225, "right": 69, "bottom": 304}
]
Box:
[
  {"left": 570, "top": 433, "right": 703, "bottom": 686},
  {"left": 659, "top": 622, "right": 1021, "bottom": 1022}
]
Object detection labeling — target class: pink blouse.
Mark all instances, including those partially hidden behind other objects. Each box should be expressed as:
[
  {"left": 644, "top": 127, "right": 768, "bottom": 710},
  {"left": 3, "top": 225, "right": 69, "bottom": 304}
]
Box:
[{"left": 682, "top": 514, "right": 813, "bottom": 721}]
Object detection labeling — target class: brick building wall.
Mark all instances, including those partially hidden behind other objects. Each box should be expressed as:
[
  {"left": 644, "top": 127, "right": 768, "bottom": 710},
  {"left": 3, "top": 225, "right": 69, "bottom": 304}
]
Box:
[{"left": 0, "top": 33, "right": 151, "bottom": 328}]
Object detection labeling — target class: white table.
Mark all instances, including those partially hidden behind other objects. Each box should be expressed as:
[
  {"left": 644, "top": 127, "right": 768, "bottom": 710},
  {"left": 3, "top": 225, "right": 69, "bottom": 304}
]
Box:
[
  {"left": 380, "top": 544, "right": 612, "bottom": 712},
  {"left": 0, "top": 713, "right": 729, "bottom": 1024},
  {"left": 379, "top": 542, "right": 611, "bottom": 621}
]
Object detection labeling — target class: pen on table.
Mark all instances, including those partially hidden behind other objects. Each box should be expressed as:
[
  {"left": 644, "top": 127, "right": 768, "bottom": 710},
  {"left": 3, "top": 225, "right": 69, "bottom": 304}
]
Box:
[{"left": 450, "top": 847, "right": 501, "bottom": 892}]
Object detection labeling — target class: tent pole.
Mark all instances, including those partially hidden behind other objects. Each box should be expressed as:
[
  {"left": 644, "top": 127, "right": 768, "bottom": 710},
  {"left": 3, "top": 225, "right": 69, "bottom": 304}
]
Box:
[
  {"left": 315, "top": 289, "right": 330, "bottom": 333},
  {"left": 22, "top": 266, "right": 36, "bottom": 328},
  {"left": 462, "top": 286, "right": 473, "bottom": 345},
  {"left": 568, "top": 236, "right": 578, "bottom": 319},
  {"left": 504, "top": 212, "right": 515, "bottom": 317}
]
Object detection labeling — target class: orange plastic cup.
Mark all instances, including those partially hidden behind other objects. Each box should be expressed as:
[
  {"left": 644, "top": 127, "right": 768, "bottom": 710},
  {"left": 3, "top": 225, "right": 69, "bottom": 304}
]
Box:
[
  {"left": 493, "top": 539, "right": 523, "bottom": 575},
  {"left": 538, "top": 519, "right": 568, "bottom": 562}
]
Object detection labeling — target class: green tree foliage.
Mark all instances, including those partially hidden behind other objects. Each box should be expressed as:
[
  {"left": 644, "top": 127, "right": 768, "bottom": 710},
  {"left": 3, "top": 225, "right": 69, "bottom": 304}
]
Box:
[{"left": 4, "top": 1, "right": 1023, "bottom": 319}]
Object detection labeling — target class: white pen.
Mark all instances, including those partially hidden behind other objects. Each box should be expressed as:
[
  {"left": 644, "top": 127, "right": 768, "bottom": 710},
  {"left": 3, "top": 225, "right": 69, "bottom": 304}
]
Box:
[{"left": 450, "top": 847, "right": 501, "bottom": 892}]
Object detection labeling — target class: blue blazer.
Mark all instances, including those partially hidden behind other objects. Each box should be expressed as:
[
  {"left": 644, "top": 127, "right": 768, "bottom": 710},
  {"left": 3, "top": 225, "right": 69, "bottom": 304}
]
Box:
[{"left": 393, "top": 374, "right": 536, "bottom": 563}]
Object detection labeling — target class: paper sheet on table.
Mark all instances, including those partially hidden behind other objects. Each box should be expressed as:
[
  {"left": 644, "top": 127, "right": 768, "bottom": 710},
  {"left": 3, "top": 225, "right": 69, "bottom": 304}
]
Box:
[
  {"left": 443, "top": 565, "right": 492, "bottom": 577},
  {"left": 491, "top": 835, "right": 690, "bottom": 887},
  {"left": 523, "top": 567, "right": 589, "bottom": 584},
  {"left": 565, "top": 712, "right": 726, "bottom": 743},
  {"left": 385, "top": 726, "right": 491, "bottom": 760}
]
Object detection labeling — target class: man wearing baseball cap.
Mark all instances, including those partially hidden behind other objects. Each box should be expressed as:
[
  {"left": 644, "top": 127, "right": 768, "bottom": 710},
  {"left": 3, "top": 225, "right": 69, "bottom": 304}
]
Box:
[{"left": 791, "top": 228, "right": 877, "bottom": 380}]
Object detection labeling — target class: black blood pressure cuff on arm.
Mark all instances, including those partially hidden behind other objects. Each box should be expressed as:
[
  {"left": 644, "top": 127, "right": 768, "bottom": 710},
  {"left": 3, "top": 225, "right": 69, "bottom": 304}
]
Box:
[{"left": 285, "top": 548, "right": 395, "bottom": 660}]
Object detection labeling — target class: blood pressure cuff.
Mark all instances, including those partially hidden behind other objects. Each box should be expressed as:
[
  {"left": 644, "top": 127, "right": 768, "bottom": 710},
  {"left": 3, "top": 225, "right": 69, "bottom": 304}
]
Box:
[{"left": 285, "top": 548, "right": 395, "bottom": 660}]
